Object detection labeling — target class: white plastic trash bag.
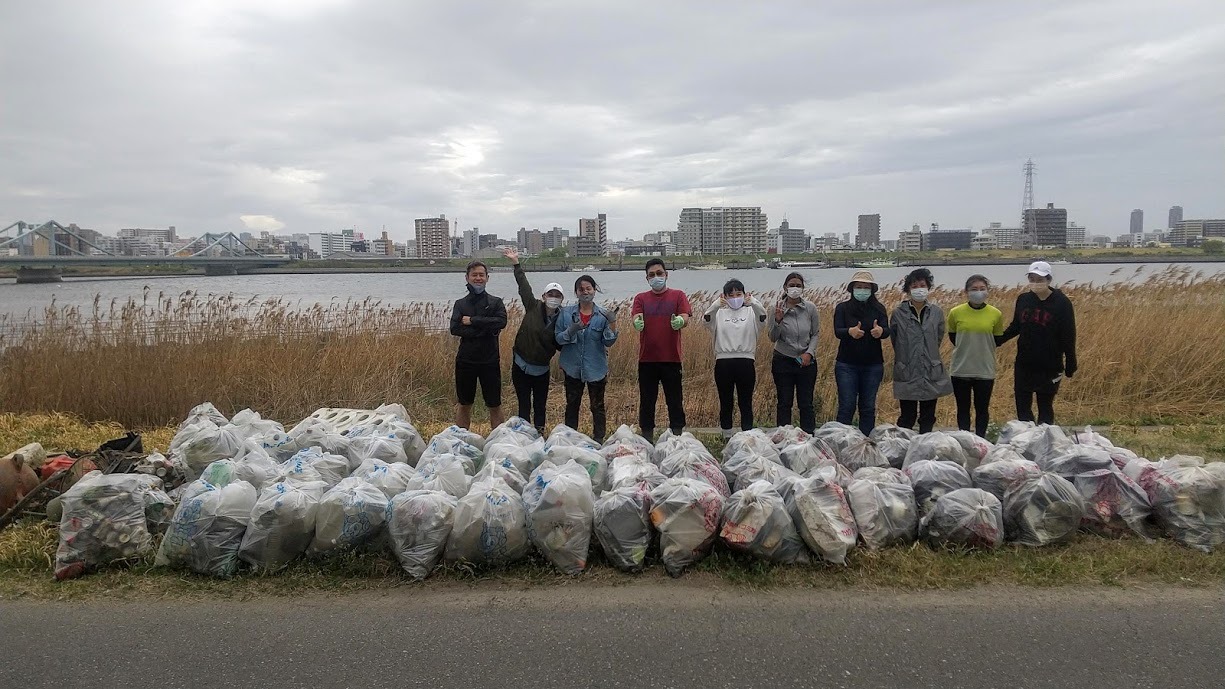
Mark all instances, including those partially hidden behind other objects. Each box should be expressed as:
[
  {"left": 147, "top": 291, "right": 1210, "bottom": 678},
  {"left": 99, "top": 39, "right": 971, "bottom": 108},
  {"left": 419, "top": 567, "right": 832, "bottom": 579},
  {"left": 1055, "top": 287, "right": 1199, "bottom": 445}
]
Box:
[
  {"left": 268, "top": 416, "right": 333, "bottom": 460},
  {"left": 543, "top": 424, "right": 599, "bottom": 452},
  {"left": 309, "top": 477, "right": 390, "bottom": 556},
  {"left": 446, "top": 480, "right": 530, "bottom": 567},
  {"left": 902, "top": 433, "right": 969, "bottom": 469},
  {"left": 852, "top": 466, "right": 910, "bottom": 485},
  {"left": 720, "top": 481, "right": 809, "bottom": 564},
  {"left": 904, "top": 459, "right": 974, "bottom": 515},
  {"left": 523, "top": 461, "right": 595, "bottom": 575},
  {"left": 765, "top": 425, "right": 812, "bottom": 449},
  {"left": 1040, "top": 446, "right": 1115, "bottom": 479},
  {"left": 54, "top": 473, "right": 172, "bottom": 580},
  {"left": 660, "top": 448, "right": 730, "bottom": 497},
  {"left": 649, "top": 477, "right": 725, "bottom": 577},
  {"left": 386, "top": 490, "right": 458, "bottom": 580},
  {"left": 180, "top": 402, "right": 228, "bottom": 430},
  {"left": 346, "top": 432, "right": 410, "bottom": 468},
  {"left": 720, "top": 445, "right": 787, "bottom": 489},
  {"left": 722, "top": 429, "right": 781, "bottom": 466},
  {"left": 1146, "top": 462, "right": 1225, "bottom": 551},
  {"left": 784, "top": 475, "right": 857, "bottom": 565},
  {"left": 171, "top": 422, "right": 246, "bottom": 479},
  {"left": 732, "top": 458, "right": 799, "bottom": 494},
  {"left": 869, "top": 424, "right": 918, "bottom": 442},
  {"left": 1002, "top": 473, "right": 1085, "bottom": 547},
  {"left": 837, "top": 438, "right": 890, "bottom": 472},
  {"left": 846, "top": 478, "right": 918, "bottom": 550},
  {"left": 876, "top": 437, "right": 910, "bottom": 470},
  {"left": 542, "top": 445, "right": 608, "bottom": 495},
  {"left": 351, "top": 458, "right": 423, "bottom": 499},
  {"left": 593, "top": 484, "right": 654, "bottom": 573},
  {"left": 1007, "top": 424, "right": 1073, "bottom": 466},
  {"left": 654, "top": 430, "right": 707, "bottom": 463},
  {"left": 417, "top": 454, "right": 473, "bottom": 498},
  {"left": 352, "top": 418, "right": 426, "bottom": 466},
  {"left": 608, "top": 455, "right": 667, "bottom": 492},
  {"left": 474, "top": 456, "right": 527, "bottom": 494},
  {"left": 232, "top": 440, "right": 283, "bottom": 490},
  {"left": 1073, "top": 469, "right": 1154, "bottom": 538},
  {"left": 813, "top": 422, "right": 868, "bottom": 457},
  {"left": 972, "top": 456, "right": 1042, "bottom": 502},
  {"left": 778, "top": 437, "right": 840, "bottom": 477},
  {"left": 487, "top": 416, "right": 541, "bottom": 448},
  {"left": 239, "top": 479, "right": 328, "bottom": 571},
  {"left": 282, "top": 447, "right": 349, "bottom": 487},
  {"left": 921, "top": 488, "right": 1003, "bottom": 549},
  {"left": 422, "top": 431, "right": 483, "bottom": 466},
  {"left": 484, "top": 441, "right": 542, "bottom": 478},
  {"left": 155, "top": 475, "right": 257, "bottom": 577}
]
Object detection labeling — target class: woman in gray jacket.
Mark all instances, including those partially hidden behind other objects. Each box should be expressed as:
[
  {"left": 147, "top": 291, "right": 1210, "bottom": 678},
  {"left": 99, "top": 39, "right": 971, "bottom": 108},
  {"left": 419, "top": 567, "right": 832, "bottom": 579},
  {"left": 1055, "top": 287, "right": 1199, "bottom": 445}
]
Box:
[{"left": 889, "top": 268, "right": 953, "bottom": 433}]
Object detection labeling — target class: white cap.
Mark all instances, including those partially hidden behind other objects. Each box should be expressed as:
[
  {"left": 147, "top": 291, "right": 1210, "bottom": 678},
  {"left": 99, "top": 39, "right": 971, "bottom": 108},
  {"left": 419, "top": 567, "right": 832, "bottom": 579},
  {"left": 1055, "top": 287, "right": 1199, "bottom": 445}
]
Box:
[
  {"left": 1027, "top": 260, "right": 1052, "bottom": 278},
  {"left": 543, "top": 282, "right": 564, "bottom": 296}
]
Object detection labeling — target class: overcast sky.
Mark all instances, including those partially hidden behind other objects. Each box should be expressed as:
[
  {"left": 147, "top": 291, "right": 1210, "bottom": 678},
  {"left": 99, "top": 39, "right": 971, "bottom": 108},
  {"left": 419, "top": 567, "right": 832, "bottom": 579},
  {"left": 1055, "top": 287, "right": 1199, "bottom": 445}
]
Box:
[{"left": 3, "top": 1, "right": 1223, "bottom": 243}]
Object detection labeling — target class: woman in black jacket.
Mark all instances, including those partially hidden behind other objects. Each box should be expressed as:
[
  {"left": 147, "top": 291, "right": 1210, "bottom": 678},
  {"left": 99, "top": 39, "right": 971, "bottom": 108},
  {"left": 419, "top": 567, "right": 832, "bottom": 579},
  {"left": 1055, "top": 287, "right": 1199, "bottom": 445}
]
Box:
[
  {"left": 832, "top": 270, "right": 891, "bottom": 435},
  {"left": 999, "top": 261, "right": 1077, "bottom": 425}
]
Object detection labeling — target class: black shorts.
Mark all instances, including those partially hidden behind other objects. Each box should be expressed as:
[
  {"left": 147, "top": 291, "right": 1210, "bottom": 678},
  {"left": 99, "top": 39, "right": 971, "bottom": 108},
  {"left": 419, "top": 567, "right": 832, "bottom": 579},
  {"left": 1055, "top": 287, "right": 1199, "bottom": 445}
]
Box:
[
  {"left": 1014, "top": 365, "right": 1062, "bottom": 395},
  {"left": 455, "top": 359, "right": 502, "bottom": 407}
]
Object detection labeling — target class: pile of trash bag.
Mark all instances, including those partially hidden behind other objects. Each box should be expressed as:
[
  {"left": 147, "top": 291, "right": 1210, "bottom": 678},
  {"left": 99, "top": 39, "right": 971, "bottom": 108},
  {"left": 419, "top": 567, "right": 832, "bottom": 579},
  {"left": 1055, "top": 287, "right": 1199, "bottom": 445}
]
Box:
[
  {"left": 593, "top": 484, "right": 655, "bottom": 573},
  {"left": 905, "top": 459, "right": 973, "bottom": 515},
  {"left": 446, "top": 480, "right": 529, "bottom": 567},
  {"left": 239, "top": 479, "right": 329, "bottom": 571},
  {"left": 720, "top": 481, "right": 808, "bottom": 564},
  {"left": 1131, "top": 459, "right": 1225, "bottom": 551},
  {"left": 55, "top": 472, "right": 174, "bottom": 580},
  {"left": 351, "top": 458, "right": 423, "bottom": 499},
  {"left": 155, "top": 463, "right": 258, "bottom": 577},
  {"left": 1002, "top": 472, "right": 1085, "bottom": 546},
  {"left": 920, "top": 488, "right": 1003, "bottom": 549},
  {"left": 846, "top": 474, "right": 918, "bottom": 550},
  {"left": 649, "top": 477, "right": 725, "bottom": 577},
  {"left": 783, "top": 474, "right": 857, "bottom": 564},
  {"left": 309, "top": 477, "right": 390, "bottom": 556},
  {"left": 903, "top": 433, "right": 969, "bottom": 469},
  {"left": 971, "top": 454, "right": 1042, "bottom": 502},
  {"left": 386, "top": 490, "right": 458, "bottom": 580},
  {"left": 522, "top": 461, "right": 594, "bottom": 575}
]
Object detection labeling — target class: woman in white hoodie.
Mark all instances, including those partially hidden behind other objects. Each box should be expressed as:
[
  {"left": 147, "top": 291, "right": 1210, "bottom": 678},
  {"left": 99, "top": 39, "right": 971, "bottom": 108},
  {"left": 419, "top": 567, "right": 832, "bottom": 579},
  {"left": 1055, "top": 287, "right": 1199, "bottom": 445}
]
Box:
[{"left": 703, "top": 278, "right": 768, "bottom": 439}]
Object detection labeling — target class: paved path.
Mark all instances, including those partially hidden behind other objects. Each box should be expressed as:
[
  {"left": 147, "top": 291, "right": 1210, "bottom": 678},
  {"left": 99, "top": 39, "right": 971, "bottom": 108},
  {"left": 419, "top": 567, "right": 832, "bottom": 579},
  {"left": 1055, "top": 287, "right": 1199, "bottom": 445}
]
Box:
[{"left": 2, "top": 584, "right": 1221, "bottom": 688}]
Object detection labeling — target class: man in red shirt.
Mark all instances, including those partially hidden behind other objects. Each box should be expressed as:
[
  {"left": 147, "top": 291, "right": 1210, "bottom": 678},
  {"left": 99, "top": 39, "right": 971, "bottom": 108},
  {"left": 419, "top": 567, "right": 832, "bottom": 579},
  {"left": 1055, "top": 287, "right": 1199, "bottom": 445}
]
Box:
[{"left": 631, "top": 258, "right": 692, "bottom": 439}]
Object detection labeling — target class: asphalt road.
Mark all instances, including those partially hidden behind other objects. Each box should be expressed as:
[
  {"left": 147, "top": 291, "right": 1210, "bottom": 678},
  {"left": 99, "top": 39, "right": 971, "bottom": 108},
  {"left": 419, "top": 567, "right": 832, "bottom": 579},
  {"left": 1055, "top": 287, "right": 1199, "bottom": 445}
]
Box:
[{"left": 3, "top": 584, "right": 1222, "bottom": 689}]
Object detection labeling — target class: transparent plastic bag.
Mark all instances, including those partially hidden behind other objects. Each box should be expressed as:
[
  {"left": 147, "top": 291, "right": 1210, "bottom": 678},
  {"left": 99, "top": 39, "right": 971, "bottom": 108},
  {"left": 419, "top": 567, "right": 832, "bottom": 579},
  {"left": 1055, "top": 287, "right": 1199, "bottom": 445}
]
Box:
[
  {"left": 649, "top": 477, "right": 725, "bottom": 577},
  {"left": 1007, "top": 424, "right": 1073, "bottom": 466},
  {"left": 813, "top": 422, "right": 869, "bottom": 457},
  {"left": 764, "top": 425, "right": 811, "bottom": 450},
  {"left": 228, "top": 409, "right": 287, "bottom": 447},
  {"left": 998, "top": 420, "right": 1036, "bottom": 445},
  {"left": 1071, "top": 425, "right": 1115, "bottom": 449},
  {"left": 484, "top": 441, "right": 543, "bottom": 478},
  {"left": 309, "top": 477, "right": 390, "bottom": 556},
  {"left": 721, "top": 445, "right": 787, "bottom": 489},
  {"left": 171, "top": 422, "right": 246, "bottom": 479},
  {"left": 1003, "top": 473, "right": 1085, "bottom": 546},
  {"left": 946, "top": 431, "right": 994, "bottom": 471},
  {"left": 434, "top": 425, "right": 487, "bottom": 451},
  {"left": 972, "top": 456, "right": 1042, "bottom": 502},
  {"left": 422, "top": 431, "right": 484, "bottom": 467},
  {"left": 904, "top": 459, "right": 973, "bottom": 515},
  {"left": 846, "top": 479, "right": 917, "bottom": 549},
  {"left": 655, "top": 430, "right": 707, "bottom": 464},
  {"left": 869, "top": 424, "right": 918, "bottom": 442},
  {"left": 1039, "top": 446, "right": 1115, "bottom": 479},
  {"left": 54, "top": 473, "right": 170, "bottom": 580},
  {"left": 1147, "top": 463, "right": 1225, "bottom": 551},
  {"left": 523, "top": 461, "right": 595, "bottom": 575},
  {"left": 351, "top": 458, "right": 423, "bottom": 499},
  {"left": 902, "top": 433, "right": 969, "bottom": 469},
  {"left": 608, "top": 456, "right": 667, "bottom": 492},
  {"left": 660, "top": 447, "right": 730, "bottom": 497},
  {"left": 386, "top": 490, "right": 458, "bottom": 580},
  {"left": 722, "top": 429, "right": 781, "bottom": 466},
  {"left": 487, "top": 416, "right": 542, "bottom": 448},
  {"left": 282, "top": 447, "right": 349, "bottom": 487},
  {"left": 474, "top": 456, "right": 527, "bottom": 494},
  {"left": 785, "top": 474, "right": 857, "bottom": 564},
  {"left": 345, "top": 433, "right": 409, "bottom": 468},
  {"left": 593, "top": 484, "right": 654, "bottom": 573},
  {"left": 876, "top": 437, "right": 911, "bottom": 470},
  {"left": 417, "top": 454, "right": 473, "bottom": 498},
  {"left": 238, "top": 479, "right": 328, "bottom": 571},
  {"left": 155, "top": 478, "right": 257, "bottom": 577},
  {"left": 269, "top": 417, "right": 333, "bottom": 460},
  {"left": 1073, "top": 469, "right": 1155, "bottom": 538},
  {"left": 232, "top": 440, "right": 283, "bottom": 491},
  {"left": 358, "top": 418, "right": 427, "bottom": 466},
  {"left": 838, "top": 438, "right": 890, "bottom": 472},
  {"left": 732, "top": 458, "right": 799, "bottom": 494},
  {"left": 779, "top": 437, "right": 840, "bottom": 476},
  {"left": 853, "top": 466, "right": 910, "bottom": 485},
  {"left": 179, "top": 402, "right": 229, "bottom": 430},
  {"left": 542, "top": 445, "right": 608, "bottom": 495},
  {"left": 720, "top": 480, "right": 809, "bottom": 564},
  {"left": 600, "top": 427, "right": 655, "bottom": 466},
  {"left": 921, "top": 488, "right": 1003, "bottom": 549},
  {"left": 543, "top": 424, "right": 600, "bottom": 453},
  {"left": 445, "top": 480, "right": 529, "bottom": 567}
]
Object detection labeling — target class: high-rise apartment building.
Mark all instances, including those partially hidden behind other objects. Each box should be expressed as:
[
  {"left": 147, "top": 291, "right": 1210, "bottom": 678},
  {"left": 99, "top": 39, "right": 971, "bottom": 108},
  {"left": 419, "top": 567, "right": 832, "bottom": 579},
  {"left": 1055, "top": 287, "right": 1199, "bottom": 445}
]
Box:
[
  {"left": 856, "top": 214, "right": 881, "bottom": 247},
  {"left": 542, "top": 227, "right": 570, "bottom": 251},
  {"left": 675, "top": 207, "right": 767, "bottom": 255},
  {"left": 1130, "top": 209, "right": 1144, "bottom": 235},
  {"left": 461, "top": 229, "right": 479, "bottom": 257},
  {"left": 577, "top": 213, "right": 608, "bottom": 256},
  {"left": 898, "top": 229, "right": 924, "bottom": 252},
  {"left": 1170, "top": 219, "right": 1225, "bottom": 246},
  {"left": 1024, "top": 203, "right": 1069, "bottom": 247},
  {"left": 517, "top": 228, "right": 544, "bottom": 255},
  {"left": 414, "top": 215, "right": 451, "bottom": 259},
  {"left": 776, "top": 220, "right": 807, "bottom": 253},
  {"left": 1168, "top": 206, "right": 1183, "bottom": 229}
]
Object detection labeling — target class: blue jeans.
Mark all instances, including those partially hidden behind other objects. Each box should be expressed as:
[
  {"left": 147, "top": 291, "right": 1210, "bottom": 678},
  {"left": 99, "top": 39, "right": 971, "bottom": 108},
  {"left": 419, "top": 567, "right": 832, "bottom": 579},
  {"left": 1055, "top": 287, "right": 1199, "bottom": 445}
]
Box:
[{"left": 835, "top": 361, "right": 884, "bottom": 436}]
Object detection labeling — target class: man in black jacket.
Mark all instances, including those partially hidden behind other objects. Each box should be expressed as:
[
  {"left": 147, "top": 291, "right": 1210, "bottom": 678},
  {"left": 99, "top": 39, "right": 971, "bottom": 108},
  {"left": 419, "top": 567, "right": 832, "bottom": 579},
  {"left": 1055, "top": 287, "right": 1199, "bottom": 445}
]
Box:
[
  {"left": 999, "top": 261, "right": 1077, "bottom": 425},
  {"left": 450, "top": 260, "right": 509, "bottom": 431}
]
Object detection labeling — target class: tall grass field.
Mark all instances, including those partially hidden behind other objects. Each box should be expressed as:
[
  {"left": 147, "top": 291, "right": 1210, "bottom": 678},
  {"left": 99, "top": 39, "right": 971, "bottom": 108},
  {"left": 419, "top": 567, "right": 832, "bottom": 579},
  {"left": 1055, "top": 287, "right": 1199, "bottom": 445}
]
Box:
[{"left": 2, "top": 268, "right": 1222, "bottom": 433}]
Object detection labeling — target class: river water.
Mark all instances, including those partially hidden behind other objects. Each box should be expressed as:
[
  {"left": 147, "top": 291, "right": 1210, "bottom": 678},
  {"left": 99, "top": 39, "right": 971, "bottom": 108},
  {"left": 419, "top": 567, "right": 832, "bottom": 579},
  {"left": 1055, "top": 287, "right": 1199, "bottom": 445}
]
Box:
[{"left": 2, "top": 261, "right": 1223, "bottom": 321}]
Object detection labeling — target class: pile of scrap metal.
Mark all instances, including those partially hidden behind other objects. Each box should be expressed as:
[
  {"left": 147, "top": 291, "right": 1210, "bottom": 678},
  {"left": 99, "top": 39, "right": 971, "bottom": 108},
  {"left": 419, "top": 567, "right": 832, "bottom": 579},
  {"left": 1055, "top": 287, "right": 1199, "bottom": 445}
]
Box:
[{"left": 0, "top": 431, "right": 187, "bottom": 532}]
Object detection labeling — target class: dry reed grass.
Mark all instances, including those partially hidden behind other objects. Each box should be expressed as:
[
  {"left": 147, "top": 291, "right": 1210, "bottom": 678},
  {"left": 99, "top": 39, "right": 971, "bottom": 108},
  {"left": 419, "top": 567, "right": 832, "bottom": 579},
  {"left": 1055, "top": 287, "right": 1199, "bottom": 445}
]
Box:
[{"left": 1, "top": 268, "right": 1222, "bottom": 433}]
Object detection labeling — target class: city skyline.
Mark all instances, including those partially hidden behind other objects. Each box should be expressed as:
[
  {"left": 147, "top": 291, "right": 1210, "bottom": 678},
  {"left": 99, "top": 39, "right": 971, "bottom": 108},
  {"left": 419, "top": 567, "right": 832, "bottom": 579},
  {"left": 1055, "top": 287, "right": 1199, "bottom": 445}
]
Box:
[{"left": 2, "top": 2, "right": 1223, "bottom": 243}]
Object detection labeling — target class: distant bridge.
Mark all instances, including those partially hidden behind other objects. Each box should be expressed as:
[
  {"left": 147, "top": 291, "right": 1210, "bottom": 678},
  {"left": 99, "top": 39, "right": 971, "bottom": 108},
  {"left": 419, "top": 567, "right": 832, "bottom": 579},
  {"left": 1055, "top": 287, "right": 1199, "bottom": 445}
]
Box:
[{"left": 1, "top": 220, "right": 290, "bottom": 283}]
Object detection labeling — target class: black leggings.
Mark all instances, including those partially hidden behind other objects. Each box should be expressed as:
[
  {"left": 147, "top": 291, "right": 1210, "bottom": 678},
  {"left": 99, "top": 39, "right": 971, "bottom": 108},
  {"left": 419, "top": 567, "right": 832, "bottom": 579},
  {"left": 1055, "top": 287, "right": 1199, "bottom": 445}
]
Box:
[
  {"left": 952, "top": 377, "right": 995, "bottom": 438},
  {"left": 565, "top": 375, "right": 608, "bottom": 442},
  {"left": 511, "top": 363, "right": 550, "bottom": 433},
  {"left": 898, "top": 399, "right": 938, "bottom": 434},
  {"left": 714, "top": 358, "right": 756, "bottom": 432},
  {"left": 1016, "top": 390, "right": 1057, "bottom": 425}
]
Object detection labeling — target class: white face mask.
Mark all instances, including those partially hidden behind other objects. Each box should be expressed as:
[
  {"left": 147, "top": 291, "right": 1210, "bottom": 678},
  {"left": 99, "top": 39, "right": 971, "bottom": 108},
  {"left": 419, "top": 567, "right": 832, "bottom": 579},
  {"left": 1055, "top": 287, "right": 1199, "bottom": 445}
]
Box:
[
  {"left": 786, "top": 287, "right": 803, "bottom": 300},
  {"left": 726, "top": 296, "right": 745, "bottom": 310},
  {"left": 967, "top": 290, "right": 987, "bottom": 305},
  {"left": 909, "top": 287, "right": 929, "bottom": 303},
  {"left": 545, "top": 297, "right": 562, "bottom": 309}
]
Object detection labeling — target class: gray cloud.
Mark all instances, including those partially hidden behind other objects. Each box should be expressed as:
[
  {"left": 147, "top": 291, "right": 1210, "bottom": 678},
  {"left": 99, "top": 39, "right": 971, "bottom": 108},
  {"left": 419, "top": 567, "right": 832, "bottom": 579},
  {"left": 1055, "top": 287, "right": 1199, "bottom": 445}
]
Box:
[{"left": 2, "top": 0, "right": 1223, "bottom": 241}]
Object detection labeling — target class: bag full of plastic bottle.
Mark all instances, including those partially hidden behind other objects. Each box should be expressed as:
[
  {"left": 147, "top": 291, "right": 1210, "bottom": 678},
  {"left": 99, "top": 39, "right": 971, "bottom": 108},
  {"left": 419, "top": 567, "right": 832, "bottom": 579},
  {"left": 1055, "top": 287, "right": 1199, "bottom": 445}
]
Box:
[
  {"left": 649, "top": 477, "right": 725, "bottom": 577},
  {"left": 593, "top": 483, "right": 655, "bottom": 573},
  {"left": 784, "top": 473, "right": 858, "bottom": 565},
  {"left": 155, "top": 471, "right": 258, "bottom": 577},
  {"left": 902, "top": 432, "right": 970, "bottom": 469},
  {"left": 904, "top": 459, "right": 974, "bottom": 515},
  {"left": 542, "top": 445, "right": 608, "bottom": 495},
  {"left": 232, "top": 440, "right": 284, "bottom": 491},
  {"left": 523, "top": 460, "right": 595, "bottom": 575},
  {"left": 1006, "top": 424, "right": 1073, "bottom": 466},
  {"left": 54, "top": 472, "right": 174, "bottom": 580},
  {"left": 421, "top": 430, "right": 483, "bottom": 468},
  {"left": 660, "top": 447, "right": 730, "bottom": 497},
  {"left": 352, "top": 457, "right": 424, "bottom": 499},
  {"left": 846, "top": 476, "right": 918, "bottom": 550},
  {"left": 945, "top": 431, "right": 994, "bottom": 471},
  {"left": 1002, "top": 472, "right": 1085, "bottom": 547},
  {"left": 920, "top": 488, "right": 1003, "bottom": 549},
  {"left": 1145, "top": 460, "right": 1225, "bottom": 551},
  {"left": 445, "top": 479, "right": 529, "bottom": 568},
  {"left": 386, "top": 489, "right": 458, "bottom": 580},
  {"left": 418, "top": 453, "right": 474, "bottom": 498},
  {"left": 281, "top": 447, "right": 349, "bottom": 487},
  {"left": 778, "top": 437, "right": 840, "bottom": 477},
  {"left": 238, "top": 479, "right": 328, "bottom": 571},
  {"left": 720, "top": 480, "right": 809, "bottom": 564},
  {"left": 309, "top": 476, "right": 390, "bottom": 556},
  {"left": 474, "top": 456, "right": 528, "bottom": 494},
  {"left": 170, "top": 422, "right": 246, "bottom": 479}
]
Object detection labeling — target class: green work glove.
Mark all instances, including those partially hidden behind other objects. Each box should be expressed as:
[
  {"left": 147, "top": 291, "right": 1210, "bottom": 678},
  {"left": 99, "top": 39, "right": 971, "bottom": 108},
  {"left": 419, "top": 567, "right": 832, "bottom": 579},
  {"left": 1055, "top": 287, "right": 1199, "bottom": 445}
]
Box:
[
  {"left": 633, "top": 314, "right": 645, "bottom": 332},
  {"left": 670, "top": 314, "right": 685, "bottom": 330}
]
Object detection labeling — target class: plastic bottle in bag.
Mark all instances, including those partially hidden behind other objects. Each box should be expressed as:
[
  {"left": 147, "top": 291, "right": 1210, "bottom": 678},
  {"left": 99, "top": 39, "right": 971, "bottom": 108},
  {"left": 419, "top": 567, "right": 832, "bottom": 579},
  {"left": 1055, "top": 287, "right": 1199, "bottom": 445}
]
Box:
[
  {"left": 593, "top": 483, "right": 655, "bottom": 573},
  {"left": 649, "top": 477, "right": 725, "bottom": 577},
  {"left": 445, "top": 480, "right": 529, "bottom": 567},
  {"left": 785, "top": 474, "right": 858, "bottom": 565},
  {"left": 155, "top": 478, "right": 258, "bottom": 577},
  {"left": 720, "top": 480, "right": 809, "bottom": 564},
  {"left": 902, "top": 433, "right": 970, "bottom": 469},
  {"left": 1002, "top": 472, "right": 1085, "bottom": 547},
  {"left": 971, "top": 456, "right": 1041, "bottom": 502},
  {"left": 523, "top": 461, "right": 595, "bottom": 575},
  {"left": 921, "top": 488, "right": 1003, "bottom": 549},
  {"left": 541, "top": 445, "right": 608, "bottom": 495},
  {"left": 54, "top": 473, "right": 172, "bottom": 580},
  {"left": 846, "top": 477, "right": 918, "bottom": 550},
  {"left": 239, "top": 479, "right": 328, "bottom": 571},
  {"left": 352, "top": 457, "right": 423, "bottom": 499},
  {"left": 904, "top": 459, "right": 974, "bottom": 515},
  {"left": 660, "top": 448, "right": 730, "bottom": 497},
  {"left": 386, "top": 490, "right": 458, "bottom": 580},
  {"left": 309, "top": 477, "right": 390, "bottom": 556}
]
